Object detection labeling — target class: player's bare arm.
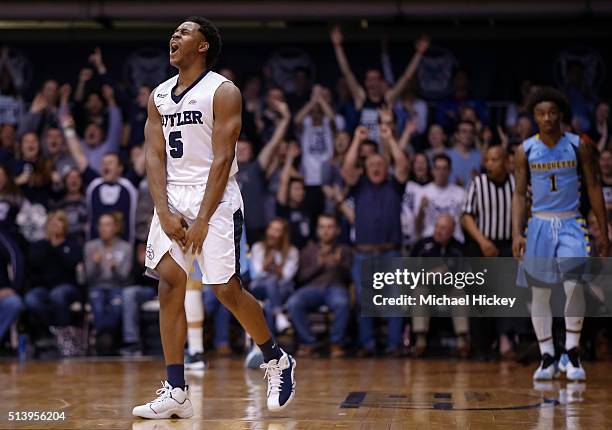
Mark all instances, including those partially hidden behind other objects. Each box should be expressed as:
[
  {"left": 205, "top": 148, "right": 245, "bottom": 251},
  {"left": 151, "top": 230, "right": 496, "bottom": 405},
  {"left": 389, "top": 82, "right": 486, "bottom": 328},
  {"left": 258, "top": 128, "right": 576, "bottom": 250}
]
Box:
[
  {"left": 144, "top": 90, "right": 187, "bottom": 246},
  {"left": 511, "top": 144, "right": 528, "bottom": 258},
  {"left": 183, "top": 82, "right": 242, "bottom": 255},
  {"left": 579, "top": 140, "right": 610, "bottom": 256}
]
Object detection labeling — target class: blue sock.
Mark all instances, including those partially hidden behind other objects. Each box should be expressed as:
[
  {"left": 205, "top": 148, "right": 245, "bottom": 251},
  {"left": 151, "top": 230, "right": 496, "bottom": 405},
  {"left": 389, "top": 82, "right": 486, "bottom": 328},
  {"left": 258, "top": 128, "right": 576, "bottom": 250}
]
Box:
[
  {"left": 258, "top": 337, "right": 282, "bottom": 362},
  {"left": 166, "top": 364, "right": 185, "bottom": 389}
]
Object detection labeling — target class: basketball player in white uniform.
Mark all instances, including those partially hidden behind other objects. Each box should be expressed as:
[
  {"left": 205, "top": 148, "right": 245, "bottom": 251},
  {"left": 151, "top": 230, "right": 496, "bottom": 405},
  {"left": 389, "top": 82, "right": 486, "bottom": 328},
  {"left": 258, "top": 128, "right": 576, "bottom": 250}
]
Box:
[{"left": 133, "top": 17, "right": 296, "bottom": 420}]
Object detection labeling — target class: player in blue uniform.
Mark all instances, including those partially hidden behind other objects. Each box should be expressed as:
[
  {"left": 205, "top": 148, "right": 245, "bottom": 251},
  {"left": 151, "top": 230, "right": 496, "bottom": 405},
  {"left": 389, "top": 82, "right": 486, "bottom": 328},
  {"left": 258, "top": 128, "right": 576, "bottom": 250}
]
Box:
[{"left": 512, "top": 87, "right": 609, "bottom": 381}]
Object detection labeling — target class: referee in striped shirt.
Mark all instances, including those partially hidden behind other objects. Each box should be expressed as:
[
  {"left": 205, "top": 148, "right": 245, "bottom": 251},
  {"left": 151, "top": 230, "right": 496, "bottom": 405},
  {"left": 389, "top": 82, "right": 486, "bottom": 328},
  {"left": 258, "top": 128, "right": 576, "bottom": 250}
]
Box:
[
  {"left": 461, "top": 145, "right": 515, "bottom": 257},
  {"left": 460, "top": 144, "right": 523, "bottom": 360}
]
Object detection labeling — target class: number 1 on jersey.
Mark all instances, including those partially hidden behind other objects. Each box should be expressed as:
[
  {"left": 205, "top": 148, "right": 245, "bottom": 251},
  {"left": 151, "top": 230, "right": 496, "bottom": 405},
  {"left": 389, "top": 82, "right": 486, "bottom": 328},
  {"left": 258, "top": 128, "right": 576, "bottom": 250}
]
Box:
[
  {"left": 548, "top": 173, "right": 558, "bottom": 192},
  {"left": 169, "top": 131, "right": 184, "bottom": 158}
]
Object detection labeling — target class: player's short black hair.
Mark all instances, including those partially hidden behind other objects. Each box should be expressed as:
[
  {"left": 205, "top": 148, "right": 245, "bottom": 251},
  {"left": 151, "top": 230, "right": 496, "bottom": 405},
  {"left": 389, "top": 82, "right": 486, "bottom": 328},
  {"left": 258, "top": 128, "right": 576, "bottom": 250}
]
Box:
[
  {"left": 185, "top": 16, "right": 222, "bottom": 67},
  {"left": 527, "top": 86, "right": 571, "bottom": 119}
]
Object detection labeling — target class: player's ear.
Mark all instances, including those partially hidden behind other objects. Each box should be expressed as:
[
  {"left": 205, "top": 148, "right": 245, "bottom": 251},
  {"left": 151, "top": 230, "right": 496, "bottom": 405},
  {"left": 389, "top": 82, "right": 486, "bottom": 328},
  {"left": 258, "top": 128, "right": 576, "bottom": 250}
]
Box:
[{"left": 199, "top": 42, "right": 209, "bottom": 54}]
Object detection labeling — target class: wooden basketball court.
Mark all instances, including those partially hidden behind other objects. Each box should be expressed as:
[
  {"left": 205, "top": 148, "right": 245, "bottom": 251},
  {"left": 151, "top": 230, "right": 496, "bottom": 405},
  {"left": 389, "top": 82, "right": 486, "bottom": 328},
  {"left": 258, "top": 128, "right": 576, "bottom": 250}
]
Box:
[{"left": 1, "top": 357, "right": 611, "bottom": 429}]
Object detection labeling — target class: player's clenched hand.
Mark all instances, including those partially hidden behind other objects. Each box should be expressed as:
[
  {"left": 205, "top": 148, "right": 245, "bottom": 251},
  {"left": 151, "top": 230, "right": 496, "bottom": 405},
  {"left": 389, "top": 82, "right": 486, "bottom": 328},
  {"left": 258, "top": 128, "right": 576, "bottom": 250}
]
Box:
[
  {"left": 183, "top": 218, "right": 209, "bottom": 256},
  {"left": 159, "top": 212, "right": 187, "bottom": 247},
  {"left": 512, "top": 235, "right": 526, "bottom": 260}
]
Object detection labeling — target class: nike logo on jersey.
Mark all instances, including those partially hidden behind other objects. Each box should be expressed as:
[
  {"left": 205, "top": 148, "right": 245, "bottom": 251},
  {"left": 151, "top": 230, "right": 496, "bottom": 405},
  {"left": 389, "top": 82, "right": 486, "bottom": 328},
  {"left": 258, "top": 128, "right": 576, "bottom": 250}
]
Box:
[
  {"left": 157, "top": 93, "right": 167, "bottom": 98},
  {"left": 161, "top": 110, "right": 204, "bottom": 127}
]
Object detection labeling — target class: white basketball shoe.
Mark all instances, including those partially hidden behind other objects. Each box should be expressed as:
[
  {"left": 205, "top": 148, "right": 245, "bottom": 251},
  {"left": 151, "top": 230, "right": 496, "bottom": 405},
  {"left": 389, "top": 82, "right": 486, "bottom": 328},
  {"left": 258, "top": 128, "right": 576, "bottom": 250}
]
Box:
[
  {"left": 260, "top": 349, "right": 296, "bottom": 411},
  {"left": 132, "top": 381, "right": 194, "bottom": 419}
]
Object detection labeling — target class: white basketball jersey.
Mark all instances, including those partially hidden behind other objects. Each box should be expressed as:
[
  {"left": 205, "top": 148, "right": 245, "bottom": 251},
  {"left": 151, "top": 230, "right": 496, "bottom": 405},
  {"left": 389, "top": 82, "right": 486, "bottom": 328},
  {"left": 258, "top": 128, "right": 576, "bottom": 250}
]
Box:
[{"left": 153, "top": 70, "right": 238, "bottom": 185}]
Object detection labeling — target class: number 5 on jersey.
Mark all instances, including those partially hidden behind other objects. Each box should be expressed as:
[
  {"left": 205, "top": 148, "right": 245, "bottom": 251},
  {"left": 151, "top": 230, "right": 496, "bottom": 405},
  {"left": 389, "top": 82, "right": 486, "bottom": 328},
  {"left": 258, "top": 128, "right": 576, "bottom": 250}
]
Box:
[{"left": 169, "top": 131, "right": 184, "bottom": 158}]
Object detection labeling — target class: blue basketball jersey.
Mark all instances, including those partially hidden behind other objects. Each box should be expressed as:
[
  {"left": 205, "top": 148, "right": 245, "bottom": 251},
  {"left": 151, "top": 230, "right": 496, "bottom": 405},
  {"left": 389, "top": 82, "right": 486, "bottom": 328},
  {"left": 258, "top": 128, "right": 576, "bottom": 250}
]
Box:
[{"left": 524, "top": 132, "right": 581, "bottom": 213}]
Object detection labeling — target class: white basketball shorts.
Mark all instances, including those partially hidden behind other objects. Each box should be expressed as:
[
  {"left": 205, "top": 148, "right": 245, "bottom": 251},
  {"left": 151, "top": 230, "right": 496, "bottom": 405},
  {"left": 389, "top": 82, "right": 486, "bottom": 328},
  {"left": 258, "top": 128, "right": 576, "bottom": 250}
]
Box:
[{"left": 144, "top": 176, "right": 244, "bottom": 285}]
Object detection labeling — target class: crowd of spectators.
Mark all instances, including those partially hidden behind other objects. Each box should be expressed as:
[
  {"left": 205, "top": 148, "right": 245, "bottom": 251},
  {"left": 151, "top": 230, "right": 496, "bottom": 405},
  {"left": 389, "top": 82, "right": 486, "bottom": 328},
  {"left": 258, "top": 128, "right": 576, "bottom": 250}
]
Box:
[{"left": 0, "top": 26, "right": 611, "bottom": 361}]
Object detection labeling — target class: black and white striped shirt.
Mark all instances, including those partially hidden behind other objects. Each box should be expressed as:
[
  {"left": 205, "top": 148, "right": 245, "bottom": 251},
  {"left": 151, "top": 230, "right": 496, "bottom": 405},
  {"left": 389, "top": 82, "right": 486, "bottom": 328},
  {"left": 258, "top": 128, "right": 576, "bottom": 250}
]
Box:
[{"left": 462, "top": 173, "right": 515, "bottom": 241}]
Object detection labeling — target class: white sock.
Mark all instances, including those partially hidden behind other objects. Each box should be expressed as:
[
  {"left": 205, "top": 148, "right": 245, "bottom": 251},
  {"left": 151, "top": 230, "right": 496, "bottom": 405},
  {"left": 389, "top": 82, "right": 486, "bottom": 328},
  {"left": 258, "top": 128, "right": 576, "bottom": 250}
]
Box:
[
  {"left": 185, "top": 288, "right": 204, "bottom": 355},
  {"left": 564, "top": 279, "right": 585, "bottom": 351},
  {"left": 187, "top": 327, "right": 204, "bottom": 355},
  {"left": 531, "top": 286, "right": 554, "bottom": 357}
]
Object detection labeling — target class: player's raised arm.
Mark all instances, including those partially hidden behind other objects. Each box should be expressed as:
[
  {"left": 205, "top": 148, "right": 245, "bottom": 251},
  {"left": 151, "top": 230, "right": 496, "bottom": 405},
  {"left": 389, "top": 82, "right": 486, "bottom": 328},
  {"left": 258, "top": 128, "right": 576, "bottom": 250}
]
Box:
[
  {"left": 184, "top": 82, "right": 241, "bottom": 255},
  {"left": 579, "top": 140, "right": 610, "bottom": 256},
  {"left": 144, "top": 90, "right": 187, "bottom": 246},
  {"left": 511, "top": 144, "right": 528, "bottom": 258}
]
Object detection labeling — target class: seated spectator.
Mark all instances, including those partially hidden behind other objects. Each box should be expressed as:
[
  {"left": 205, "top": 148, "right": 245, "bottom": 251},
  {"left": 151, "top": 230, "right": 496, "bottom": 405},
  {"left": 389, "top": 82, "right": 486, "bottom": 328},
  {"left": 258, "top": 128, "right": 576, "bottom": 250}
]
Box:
[
  {"left": 342, "top": 123, "right": 408, "bottom": 355},
  {"left": 276, "top": 143, "right": 314, "bottom": 249},
  {"left": 85, "top": 213, "right": 133, "bottom": 352},
  {"left": 249, "top": 218, "right": 299, "bottom": 334},
  {"left": 24, "top": 211, "right": 82, "bottom": 342},
  {"left": 416, "top": 154, "right": 466, "bottom": 243},
  {"left": 287, "top": 214, "right": 352, "bottom": 358},
  {"left": 410, "top": 214, "right": 469, "bottom": 358},
  {"left": 446, "top": 120, "right": 482, "bottom": 188},
  {"left": 119, "top": 242, "right": 156, "bottom": 356}
]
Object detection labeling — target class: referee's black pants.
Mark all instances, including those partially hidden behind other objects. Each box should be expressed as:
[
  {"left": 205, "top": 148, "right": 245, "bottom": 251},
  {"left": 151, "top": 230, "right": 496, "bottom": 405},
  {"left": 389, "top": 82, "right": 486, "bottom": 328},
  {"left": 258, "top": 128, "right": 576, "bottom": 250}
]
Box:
[{"left": 465, "top": 239, "right": 530, "bottom": 358}]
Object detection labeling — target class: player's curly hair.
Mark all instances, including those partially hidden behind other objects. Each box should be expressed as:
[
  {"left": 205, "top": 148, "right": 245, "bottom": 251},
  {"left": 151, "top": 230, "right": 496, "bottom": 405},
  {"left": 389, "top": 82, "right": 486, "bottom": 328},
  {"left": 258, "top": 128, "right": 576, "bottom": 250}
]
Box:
[
  {"left": 186, "top": 16, "right": 222, "bottom": 67},
  {"left": 527, "top": 86, "right": 571, "bottom": 120}
]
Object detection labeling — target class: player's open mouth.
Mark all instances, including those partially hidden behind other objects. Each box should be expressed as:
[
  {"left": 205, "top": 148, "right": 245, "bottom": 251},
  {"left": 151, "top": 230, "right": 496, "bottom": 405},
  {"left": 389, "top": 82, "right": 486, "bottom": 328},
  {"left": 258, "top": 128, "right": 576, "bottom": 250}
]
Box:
[{"left": 170, "top": 42, "right": 180, "bottom": 54}]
